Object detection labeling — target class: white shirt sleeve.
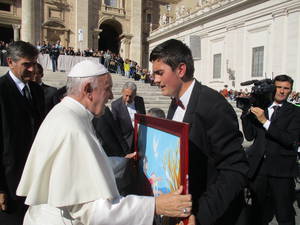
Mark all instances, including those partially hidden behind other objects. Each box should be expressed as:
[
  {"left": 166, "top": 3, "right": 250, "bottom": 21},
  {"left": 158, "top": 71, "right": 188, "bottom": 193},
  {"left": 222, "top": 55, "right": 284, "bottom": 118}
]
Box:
[
  {"left": 68, "top": 195, "right": 155, "bottom": 225},
  {"left": 263, "top": 120, "right": 271, "bottom": 130}
]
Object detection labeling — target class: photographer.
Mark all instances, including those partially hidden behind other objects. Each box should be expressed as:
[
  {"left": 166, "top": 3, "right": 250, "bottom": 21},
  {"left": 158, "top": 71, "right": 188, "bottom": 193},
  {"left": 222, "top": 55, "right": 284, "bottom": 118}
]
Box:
[{"left": 241, "top": 75, "right": 300, "bottom": 225}]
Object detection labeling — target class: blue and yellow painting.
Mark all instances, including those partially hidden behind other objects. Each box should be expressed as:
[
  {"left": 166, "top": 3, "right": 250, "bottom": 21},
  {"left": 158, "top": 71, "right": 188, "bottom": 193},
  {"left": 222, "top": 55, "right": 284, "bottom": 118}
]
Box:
[{"left": 138, "top": 124, "right": 181, "bottom": 196}]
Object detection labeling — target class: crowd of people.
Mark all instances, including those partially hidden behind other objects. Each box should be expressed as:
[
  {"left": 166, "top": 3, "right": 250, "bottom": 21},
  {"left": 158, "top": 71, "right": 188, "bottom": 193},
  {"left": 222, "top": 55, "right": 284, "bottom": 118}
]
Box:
[
  {"left": 35, "top": 40, "right": 155, "bottom": 84},
  {"left": 219, "top": 86, "right": 251, "bottom": 100},
  {"left": 2, "top": 39, "right": 157, "bottom": 85},
  {"left": 99, "top": 50, "right": 154, "bottom": 85},
  {"left": 0, "top": 40, "right": 9, "bottom": 66},
  {"left": 36, "top": 40, "right": 103, "bottom": 57},
  {"left": 0, "top": 39, "right": 299, "bottom": 225}
]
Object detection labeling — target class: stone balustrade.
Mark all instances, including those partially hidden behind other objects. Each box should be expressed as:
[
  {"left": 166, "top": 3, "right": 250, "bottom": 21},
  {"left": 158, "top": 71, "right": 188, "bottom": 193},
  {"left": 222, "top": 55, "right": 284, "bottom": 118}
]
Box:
[
  {"left": 101, "top": 5, "right": 125, "bottom": 16},
  {"left": 153, "top": 0, "right": 242, "bottom": 33}
]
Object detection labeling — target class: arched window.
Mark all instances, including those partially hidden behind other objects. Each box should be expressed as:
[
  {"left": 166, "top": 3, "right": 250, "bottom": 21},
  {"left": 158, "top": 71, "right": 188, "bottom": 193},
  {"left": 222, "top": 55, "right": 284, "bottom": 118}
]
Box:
[{"left": 104, "top": 0, "right": 117, "bottom": 7}]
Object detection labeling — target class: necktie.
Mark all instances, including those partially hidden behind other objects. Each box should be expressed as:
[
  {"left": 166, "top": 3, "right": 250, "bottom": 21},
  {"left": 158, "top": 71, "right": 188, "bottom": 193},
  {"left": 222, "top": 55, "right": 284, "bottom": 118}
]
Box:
[
  {"left": 270, "top": 105, "right": 280, "bottom": 122},
  {"left": 167, "top": 98, "right": 185, "bottom": 119},
  {"left": 23, "top": 85, "right": 32, "bottom": 102},
  {"left": 175, "top": 99, "right": 185, "bottom": 110}
]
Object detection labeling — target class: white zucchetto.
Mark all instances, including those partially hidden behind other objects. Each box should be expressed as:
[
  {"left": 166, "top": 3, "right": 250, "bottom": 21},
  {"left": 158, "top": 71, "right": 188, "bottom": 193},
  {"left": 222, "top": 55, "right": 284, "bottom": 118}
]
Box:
[{"left": 68, "top": 60, "right": 108, "bottom": 78}]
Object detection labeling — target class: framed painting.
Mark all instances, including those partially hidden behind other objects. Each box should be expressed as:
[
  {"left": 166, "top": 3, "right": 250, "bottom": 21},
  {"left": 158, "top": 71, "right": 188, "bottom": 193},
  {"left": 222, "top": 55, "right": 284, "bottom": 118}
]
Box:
[{"left": 134, "top": 113, "right": 189, "bottom": 197}]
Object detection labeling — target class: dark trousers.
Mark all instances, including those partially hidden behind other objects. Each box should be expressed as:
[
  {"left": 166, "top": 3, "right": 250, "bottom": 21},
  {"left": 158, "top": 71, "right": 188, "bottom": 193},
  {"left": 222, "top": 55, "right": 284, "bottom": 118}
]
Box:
[
  {"left": 51, "top": 57, "right": 58, "bottom": 72},
  {"left": 249, "top": 175, "right": 295, "bottom": 225}
]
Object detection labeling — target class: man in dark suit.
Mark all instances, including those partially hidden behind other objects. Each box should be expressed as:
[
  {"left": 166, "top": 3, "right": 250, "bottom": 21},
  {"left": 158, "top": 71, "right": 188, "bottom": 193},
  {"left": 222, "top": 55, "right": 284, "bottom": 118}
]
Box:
[
  {"left": 32, "top": 63, "right": 57, "bottom": 114},
  {"left": 241, "top": 75, "right": 300, "bottom": 225},
  {"left": 93, "top": 106, "right": 131, "bottom": 157},
  {"left": 0, "top": 41, "right": 45, "bottom": 225},
  {"left": 53, "top": 85, "right": 67, "bottom": 105},
  {"left": 150, "top": 39, "right": 248, "bottom": 225},
  {"left": 49, "top": 44, "right": 60, "bottom": 72},
  {"left": 93, "top": 106, "right": 136, "bottom": 195},
  {"left": 111, "top": 81, "right": 146, "bottom": 151}
]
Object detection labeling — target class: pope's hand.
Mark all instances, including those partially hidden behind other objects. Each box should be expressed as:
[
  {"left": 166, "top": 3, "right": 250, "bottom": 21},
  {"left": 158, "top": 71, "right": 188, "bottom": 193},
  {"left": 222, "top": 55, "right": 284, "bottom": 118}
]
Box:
[
  {"left": 0, "top": 193, "right": 7, "bottom": 211},
  {"left": 155, "top": 186, "right": 192, "bottom": 217}
]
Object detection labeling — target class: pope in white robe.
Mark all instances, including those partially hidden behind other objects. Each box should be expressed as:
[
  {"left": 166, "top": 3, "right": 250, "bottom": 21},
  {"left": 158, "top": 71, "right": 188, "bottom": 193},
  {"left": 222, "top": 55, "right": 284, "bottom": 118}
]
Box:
[{"left": 16, "top": 60, "right": 192, "bottom": 225}]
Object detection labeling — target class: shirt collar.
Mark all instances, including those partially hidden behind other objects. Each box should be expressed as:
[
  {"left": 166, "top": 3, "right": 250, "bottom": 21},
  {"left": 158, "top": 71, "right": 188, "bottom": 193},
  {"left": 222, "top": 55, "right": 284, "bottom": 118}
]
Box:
[
  {"left": 179, "top": 79, "right": 195, "bottom": 109},
  {"left": 126, "top": 101, "right": 135, "bottom": 108},
  {"left": 9, "top": 70, "right": 26, "bottom": 93},
  {"left": 269, "top": 101, "right": 283, "bottom": 109}
]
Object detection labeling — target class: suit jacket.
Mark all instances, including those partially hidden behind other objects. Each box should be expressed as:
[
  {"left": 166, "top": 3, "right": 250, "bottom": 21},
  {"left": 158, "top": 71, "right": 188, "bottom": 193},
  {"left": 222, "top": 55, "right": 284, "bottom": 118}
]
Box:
[
  {"left": 92, "top": 107, "right": 130, "bottom": 157},
  {"left": 241, "top": 101, "right": 300, "bottom": 178},
  {"left": 49, "top": 47, "right": 60, "bottom": 59},
  {"left": 41, "top": 83, "right": 57, "bottom": 114},
  {"left": 167, "top": 80, "right": 248, "bottom": 225},
  {"left": 53, "top": 85, "right": 67, "bottom": 105},
  {"left": 0, "top": 73, "right": 45, "bottom": 200},
  {"left": 93, "top": 107, "right": 136, "bottom": 195},
  {"left": 111, "top": 96, "right": 146, "bottom": 151}
]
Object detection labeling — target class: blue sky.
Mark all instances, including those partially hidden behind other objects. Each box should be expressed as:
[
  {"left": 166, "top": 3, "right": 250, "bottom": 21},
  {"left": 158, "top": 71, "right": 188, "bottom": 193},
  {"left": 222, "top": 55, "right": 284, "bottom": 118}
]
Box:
[{"left": 138, "top": 125, "right": 180, "bottom": 195}]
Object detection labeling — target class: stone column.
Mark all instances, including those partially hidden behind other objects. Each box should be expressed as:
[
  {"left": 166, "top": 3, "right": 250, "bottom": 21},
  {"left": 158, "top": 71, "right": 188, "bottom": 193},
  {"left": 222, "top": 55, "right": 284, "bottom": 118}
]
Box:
[
  {"left": 120, "top": 35, "right": 132, "bottom": 60},
  {"left": 130, "top": 0, "right": 142, "bottom": 65},
  {"left": 42, "top": 28, "right": 47, "bottom": 42},
  {"left": 75, "top": 0, "right": 90, "bottom": 50},
  {"left": 119, "top": 0, "right": 124, "bottom": 8},
  {"left": 93, "top": 29, "right": 102, "bottom": 50},
  {"left": 12, "top": 24, "right": 21, "bottom": 41},
  {"left": 21, "top": 0, "right": 35, "bottom": 43},
  {"left": 64, "top": 30, "right": 70, "bottom": 47}
]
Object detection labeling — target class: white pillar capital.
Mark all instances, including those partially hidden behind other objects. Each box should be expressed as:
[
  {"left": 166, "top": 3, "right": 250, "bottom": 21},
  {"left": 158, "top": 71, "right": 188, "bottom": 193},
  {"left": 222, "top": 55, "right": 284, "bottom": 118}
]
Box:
[
  {"left": 12, "top": 24, "right": 21, "bottom": 41},
  {"left": 12, "top": 24, "right": 21, "bottom": 30}
]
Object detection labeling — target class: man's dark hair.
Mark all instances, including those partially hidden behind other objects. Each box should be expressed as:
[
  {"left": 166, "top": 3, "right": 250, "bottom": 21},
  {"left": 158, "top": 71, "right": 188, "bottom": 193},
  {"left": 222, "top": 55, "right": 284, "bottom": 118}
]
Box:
[
  {"left": 150, "top": 39, "right": 194, "bottom": 79},
  {"left": 274, "top": 74, "right": 294, "bottom": 88},
  {"left": 7, "top": 41, "right": 39, "bottom": 62}
]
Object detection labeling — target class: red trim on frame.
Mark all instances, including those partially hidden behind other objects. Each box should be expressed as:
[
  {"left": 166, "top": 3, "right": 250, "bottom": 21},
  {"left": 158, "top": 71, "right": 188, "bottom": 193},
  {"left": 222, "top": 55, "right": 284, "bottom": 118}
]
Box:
[{"left": 134, "top": 113, "right": 190, "bottom": 197}]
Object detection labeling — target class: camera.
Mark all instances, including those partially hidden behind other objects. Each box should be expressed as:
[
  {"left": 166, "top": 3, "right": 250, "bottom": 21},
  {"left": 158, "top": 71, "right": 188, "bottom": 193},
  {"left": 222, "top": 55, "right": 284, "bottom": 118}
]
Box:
[{"left": 236, "top": 79, "right": 275, "bottom": 111}]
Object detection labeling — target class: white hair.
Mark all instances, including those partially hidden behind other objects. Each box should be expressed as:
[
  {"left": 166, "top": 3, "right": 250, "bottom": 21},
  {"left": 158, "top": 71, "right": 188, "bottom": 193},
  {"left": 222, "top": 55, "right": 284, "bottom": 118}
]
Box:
[
  {"left": 122, "top": 81, "right": 137, "bottom": 93},
  {"left": 66, "top": 76, "right": 99, "bottom": 96}
]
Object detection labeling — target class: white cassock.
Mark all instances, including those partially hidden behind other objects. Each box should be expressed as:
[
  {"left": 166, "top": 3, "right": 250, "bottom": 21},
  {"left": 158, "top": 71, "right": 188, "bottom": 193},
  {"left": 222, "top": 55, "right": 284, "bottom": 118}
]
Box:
[{"left": 17, "top": 97, "right": 154, "bottom": 225}]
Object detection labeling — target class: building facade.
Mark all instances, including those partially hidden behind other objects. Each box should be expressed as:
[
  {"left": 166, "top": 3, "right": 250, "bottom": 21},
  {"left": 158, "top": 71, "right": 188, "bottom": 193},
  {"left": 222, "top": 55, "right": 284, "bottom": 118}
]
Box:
[
  {"left": 0, "top": 0, "right": 156, "bottom": 66},
  {"left": 148, "top": 0, "right": 300, "bottom": 91}
]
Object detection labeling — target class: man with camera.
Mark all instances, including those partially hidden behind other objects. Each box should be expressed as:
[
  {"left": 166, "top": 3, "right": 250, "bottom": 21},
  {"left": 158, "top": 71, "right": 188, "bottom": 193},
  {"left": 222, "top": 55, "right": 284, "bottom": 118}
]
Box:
[{"left": 241, "top": 75, "right": 300, "bottom": 225}]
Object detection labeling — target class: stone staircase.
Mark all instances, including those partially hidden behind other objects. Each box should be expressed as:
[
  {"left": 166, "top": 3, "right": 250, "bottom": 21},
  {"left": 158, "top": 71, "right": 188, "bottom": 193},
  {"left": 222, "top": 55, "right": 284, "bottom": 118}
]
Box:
[
  {"left": 0, "top": 67, "right": 171, "bottom": 114},
  {"left": 0, "top": 66, "right": 242, "bottom": 119},
  {"left": 107, "top": 74, "right": 171, "bottom": 113}
]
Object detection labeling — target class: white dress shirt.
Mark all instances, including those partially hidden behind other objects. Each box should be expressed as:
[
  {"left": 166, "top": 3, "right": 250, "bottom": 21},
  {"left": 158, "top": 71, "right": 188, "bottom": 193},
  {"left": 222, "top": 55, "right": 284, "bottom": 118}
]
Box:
[
  {"left": 172, "top": 80, "right": 195, "bottom": 122},
  {"left": 263, "top": 102, "right": 283, "bottom": 130},
  {"left": 9, "top": 70, "right": 31, "bottom": 97},
  {"left": 126, "top": 101, "right": 137, "bottom": 127}
]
